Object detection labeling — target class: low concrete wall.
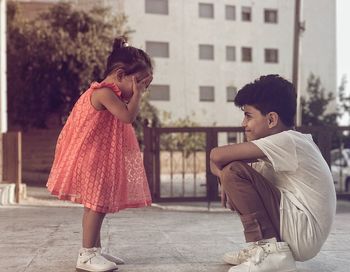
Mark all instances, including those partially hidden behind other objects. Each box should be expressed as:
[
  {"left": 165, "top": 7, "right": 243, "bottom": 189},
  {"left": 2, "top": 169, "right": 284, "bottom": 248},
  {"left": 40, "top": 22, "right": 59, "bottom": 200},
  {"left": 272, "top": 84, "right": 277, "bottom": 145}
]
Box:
[{"left": 22, "top": 129, "right": 60, "bottom": 185}]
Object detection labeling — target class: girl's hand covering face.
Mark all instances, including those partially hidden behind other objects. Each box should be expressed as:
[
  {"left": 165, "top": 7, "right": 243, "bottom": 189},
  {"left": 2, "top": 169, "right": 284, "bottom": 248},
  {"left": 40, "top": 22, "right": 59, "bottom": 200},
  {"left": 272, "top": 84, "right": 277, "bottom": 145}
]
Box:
[{"left": 132, "top": 74, "right": 153, "bottom": 95}]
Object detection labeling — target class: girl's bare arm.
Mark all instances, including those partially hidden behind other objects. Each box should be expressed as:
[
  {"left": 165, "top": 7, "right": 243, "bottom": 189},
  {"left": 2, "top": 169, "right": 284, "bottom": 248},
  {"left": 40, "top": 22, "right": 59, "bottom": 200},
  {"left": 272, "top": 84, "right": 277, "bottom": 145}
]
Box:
[{"left": 92, "top": 75, "right": 152, "bottom": 123}]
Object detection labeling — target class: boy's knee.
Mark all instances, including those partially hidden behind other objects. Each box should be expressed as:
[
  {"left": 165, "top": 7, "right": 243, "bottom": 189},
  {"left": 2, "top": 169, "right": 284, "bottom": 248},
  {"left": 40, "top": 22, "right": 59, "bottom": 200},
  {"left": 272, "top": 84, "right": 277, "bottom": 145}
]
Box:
[{"left": 220, "top": 161, "right": 249, "bottom": 184}]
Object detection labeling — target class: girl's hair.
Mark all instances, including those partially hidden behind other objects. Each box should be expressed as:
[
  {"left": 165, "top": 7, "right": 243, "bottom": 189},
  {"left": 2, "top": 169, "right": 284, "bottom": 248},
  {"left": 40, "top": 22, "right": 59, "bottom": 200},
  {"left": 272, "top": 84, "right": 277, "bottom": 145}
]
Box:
[
  {"left": 104, "top": 36, "right": 153, "bottom": 78},
  {"left": 234, "top": 74, "right": 297, "bottom": 127}
]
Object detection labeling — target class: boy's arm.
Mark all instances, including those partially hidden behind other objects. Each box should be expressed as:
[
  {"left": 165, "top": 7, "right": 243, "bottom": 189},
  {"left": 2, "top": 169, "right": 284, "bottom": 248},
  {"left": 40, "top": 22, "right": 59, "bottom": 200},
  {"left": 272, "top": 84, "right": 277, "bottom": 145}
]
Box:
[{"left": 210, "top": 142, "right": 266, "bottom": 170}]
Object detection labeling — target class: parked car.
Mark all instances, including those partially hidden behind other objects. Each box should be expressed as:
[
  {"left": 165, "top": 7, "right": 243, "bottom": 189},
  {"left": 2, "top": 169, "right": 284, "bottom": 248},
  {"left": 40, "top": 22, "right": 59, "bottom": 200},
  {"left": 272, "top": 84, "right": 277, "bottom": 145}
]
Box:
[{"left": 331, "top": 148, "right": 350, "bottom": 192}]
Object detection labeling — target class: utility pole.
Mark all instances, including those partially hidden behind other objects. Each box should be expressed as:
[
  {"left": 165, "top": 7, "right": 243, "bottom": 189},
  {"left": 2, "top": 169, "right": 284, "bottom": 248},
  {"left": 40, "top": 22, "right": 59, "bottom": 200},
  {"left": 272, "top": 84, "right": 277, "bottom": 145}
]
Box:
[
  {"left": 293, "top": 0, "right": 303, "bottom": 126},
  {"left": 0, "top": 0, "right": 7, "bottom": 133}
]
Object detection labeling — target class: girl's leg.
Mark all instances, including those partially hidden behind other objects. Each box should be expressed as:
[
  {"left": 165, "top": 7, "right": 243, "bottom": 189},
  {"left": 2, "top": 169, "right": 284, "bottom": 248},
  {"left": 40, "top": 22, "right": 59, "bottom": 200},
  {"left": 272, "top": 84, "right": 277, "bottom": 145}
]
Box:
[
  {"left": 77, "top": 208, "right": 118, "bottom": 271},
  {"left": 220, "top": 161, "right": 281, "bottom": 242},
  {"left": 82, "top": 208, "right": 106, "bottom": 248},
  {"left": 95, "top": 232, "right": 102, "bottom": 248}
]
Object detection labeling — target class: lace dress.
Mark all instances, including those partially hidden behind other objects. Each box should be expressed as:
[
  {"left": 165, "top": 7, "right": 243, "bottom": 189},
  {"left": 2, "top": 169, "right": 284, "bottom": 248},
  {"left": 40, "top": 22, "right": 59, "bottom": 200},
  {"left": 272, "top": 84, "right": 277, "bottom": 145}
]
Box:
[{"left": 47, "top": 82, "right": 152, "bottom": 213}]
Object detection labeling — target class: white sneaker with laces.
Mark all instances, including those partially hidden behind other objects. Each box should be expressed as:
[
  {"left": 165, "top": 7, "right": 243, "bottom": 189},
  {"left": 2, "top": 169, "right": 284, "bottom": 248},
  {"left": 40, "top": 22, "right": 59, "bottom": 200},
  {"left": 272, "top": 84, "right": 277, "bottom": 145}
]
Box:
[
  {"left": 224, "top": 243, "right": 254, "bottom": 265},
  {"left": 98, "top": 247, "right": 125, "bottom": 265},
  {"left": 76, "top": 247, "right": 118, "bottom": 272},
  {"left": 228, "top": 240, "right": 297, "bottom": 272},
  {"left": 224, "top": 238, "right": 277, "bottom": 265}
]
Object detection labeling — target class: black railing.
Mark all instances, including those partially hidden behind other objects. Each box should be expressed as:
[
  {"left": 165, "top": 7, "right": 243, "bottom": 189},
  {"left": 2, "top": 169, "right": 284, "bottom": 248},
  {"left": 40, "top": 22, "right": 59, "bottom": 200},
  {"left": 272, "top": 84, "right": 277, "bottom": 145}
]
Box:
[{"left": 144, "top": 124, "right": 350, "bottom": 202}]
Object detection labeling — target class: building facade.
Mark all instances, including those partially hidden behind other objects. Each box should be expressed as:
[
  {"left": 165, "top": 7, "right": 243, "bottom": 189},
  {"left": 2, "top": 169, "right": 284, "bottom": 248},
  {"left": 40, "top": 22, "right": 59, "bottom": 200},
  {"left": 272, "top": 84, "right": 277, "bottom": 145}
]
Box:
[
  {"left": 119, "top": 0, "right": 336, "bottom": 126},
  {"left": 13, "top": 0, "right": 337, "bottom": 127}
]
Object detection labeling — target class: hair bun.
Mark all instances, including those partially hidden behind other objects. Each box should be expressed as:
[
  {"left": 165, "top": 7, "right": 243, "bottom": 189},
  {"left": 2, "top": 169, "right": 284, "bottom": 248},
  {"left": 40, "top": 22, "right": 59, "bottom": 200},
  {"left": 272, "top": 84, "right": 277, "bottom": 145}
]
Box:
[{"left": 113, "top": 36, "right": 128, "bottom": 51}]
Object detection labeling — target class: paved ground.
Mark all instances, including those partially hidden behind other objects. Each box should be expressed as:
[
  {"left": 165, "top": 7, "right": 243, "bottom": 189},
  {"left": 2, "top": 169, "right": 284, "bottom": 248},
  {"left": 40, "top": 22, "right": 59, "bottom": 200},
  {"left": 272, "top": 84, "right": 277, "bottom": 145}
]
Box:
[{"left": 1, "top": 186, "right": 350, "bottom": 272}]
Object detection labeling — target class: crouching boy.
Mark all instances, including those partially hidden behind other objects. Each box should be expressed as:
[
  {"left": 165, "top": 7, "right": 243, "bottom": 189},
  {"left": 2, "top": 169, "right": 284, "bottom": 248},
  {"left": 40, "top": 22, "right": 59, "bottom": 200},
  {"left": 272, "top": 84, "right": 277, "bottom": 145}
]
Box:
[{"left": 210, "top": 75, "right": 336, "bottom": 272}]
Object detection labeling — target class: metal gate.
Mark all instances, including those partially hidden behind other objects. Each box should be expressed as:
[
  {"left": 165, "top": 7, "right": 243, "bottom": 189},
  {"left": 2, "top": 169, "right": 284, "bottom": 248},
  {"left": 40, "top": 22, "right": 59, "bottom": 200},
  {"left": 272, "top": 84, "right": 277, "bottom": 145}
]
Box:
[{"left": 143, "top": 124, "right": 245, "bottom": 202}]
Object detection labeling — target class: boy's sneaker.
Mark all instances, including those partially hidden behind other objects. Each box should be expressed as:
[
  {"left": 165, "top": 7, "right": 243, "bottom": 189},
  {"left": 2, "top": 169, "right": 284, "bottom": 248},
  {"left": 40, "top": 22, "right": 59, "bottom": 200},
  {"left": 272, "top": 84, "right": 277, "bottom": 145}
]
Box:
[
  {"left": 224, "top": 238, "right": 277, "bottom": 265},
  {"left": 76, "top": 247, "right": 118, "bottom": 272},
  {"left": 227, "top": 240, "right": 297, "bottom": 272},
  {"left": 224, "top": 244, "right": 255, "bottom": 265},
  {"left": 98, "top": 247, "right": 125, "bottom": 265}
]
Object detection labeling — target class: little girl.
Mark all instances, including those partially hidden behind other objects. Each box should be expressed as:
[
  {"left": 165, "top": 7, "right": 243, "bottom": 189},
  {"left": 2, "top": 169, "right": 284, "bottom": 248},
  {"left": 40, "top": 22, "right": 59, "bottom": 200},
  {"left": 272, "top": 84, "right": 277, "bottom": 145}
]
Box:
[{"left": 47, "top": 37, "right": 153, "bottom": 272}]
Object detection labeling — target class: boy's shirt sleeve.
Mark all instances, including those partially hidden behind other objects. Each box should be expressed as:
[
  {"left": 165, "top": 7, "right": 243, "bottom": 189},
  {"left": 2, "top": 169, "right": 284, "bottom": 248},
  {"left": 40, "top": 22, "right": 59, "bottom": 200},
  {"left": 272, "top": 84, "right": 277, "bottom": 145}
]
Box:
[{"left": 251, "top": 132, "right": 298, "bottom": 172}]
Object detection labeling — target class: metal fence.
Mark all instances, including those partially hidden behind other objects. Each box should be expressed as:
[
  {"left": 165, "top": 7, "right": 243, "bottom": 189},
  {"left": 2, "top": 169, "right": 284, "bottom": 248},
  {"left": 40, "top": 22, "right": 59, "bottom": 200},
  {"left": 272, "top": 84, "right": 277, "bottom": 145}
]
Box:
[{"left": 143, "top": 124, "right": 350, "bottom": 202}]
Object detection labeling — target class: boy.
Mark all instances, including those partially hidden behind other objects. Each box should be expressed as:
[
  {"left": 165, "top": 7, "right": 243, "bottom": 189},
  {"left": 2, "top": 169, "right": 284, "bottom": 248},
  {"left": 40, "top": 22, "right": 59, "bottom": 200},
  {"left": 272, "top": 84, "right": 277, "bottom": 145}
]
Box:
[{"left": 210, "top": 75, "right": 336, "bottom": 272}]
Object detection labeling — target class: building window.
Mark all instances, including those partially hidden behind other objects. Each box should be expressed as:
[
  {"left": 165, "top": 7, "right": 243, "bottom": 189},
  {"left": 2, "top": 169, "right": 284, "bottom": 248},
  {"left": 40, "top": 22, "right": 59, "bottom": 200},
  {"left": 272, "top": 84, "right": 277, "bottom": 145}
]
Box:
[
  {"left": 226, "top": 46, "right": 236, "bottom": 61},
  {"left": 226, "top": 86, "right": 237, "bottom": 102},
  {"left": 241, "top": 6, "right": 252, "bottom": 21},
  {"left": 199, "top": 3, "right": 214, "bottom": 18},
  {"left": 149, "top": 84, "right": 170, "bottom": 101},
  {"left": 145, "top": 0, "right": 168, "bottom": 15},
  {"left": 146, "top": 41, "right": 169, "bottom": 58},
  {"left": 225, "top": 5, "right": 236, "bottom": 20},
  {"left": 265, "top": 48, "right": 279, "bottom": 63},
  {"left": 264, "top": 9, "right": 278, "bottom": 23},
  {"left": 199, "top": 86, "right": 215, "bottom": 102},
  {"left": 199, "top": 44, "right": 214, "bottom": 60},
  {"left": 241, "top": 47, "right": 252, "bottom": 62}
]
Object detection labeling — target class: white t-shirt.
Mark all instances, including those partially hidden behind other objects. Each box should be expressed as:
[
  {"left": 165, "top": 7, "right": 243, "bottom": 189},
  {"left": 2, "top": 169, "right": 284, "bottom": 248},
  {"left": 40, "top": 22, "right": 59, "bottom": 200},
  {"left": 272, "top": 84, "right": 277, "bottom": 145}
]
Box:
[{"left": 252, "top": 130, "right": 336, "bottom": 261}]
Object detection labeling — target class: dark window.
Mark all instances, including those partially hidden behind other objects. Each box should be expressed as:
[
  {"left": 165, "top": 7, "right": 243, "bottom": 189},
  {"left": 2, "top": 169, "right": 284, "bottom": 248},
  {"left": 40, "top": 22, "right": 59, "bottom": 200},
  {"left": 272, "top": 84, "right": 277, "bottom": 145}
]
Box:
[
  {"left": 146, "top": 41, "right": 169, "bottom": 58},
  {"left": 225, "top": 5, "right": 236, "bottom": 20},
  {"left": 226, "top": 86, "right": 237, "bottom": 102},
  {"left": 199, "top": 3, "right": 214, "bottom": 18},
  {"left": 264, "top": 9, "right": 278, "bottom": 23},
  {"left": 226, "top": 46, "right": 236, "bottom": 61},
  {"left": 199, "top": 44, "right": 214, "bottom": 60},
  {"left": 199, "top": 86, "right": 215, "bottom": 101},
  {"left": 145, "top": 0, "right": 169, "bottom": 15},
  {"left": 149, "top": 84, "right": 170, "bottom": 101},
  {"left": 241, "top": 47, "right": 252, "bottom": 62},
  {"left": 265, "top": 48, "right": 279, "bottom": 63},
  {"left": 242, "top": 6, "right": 252, "bottom": 21}
]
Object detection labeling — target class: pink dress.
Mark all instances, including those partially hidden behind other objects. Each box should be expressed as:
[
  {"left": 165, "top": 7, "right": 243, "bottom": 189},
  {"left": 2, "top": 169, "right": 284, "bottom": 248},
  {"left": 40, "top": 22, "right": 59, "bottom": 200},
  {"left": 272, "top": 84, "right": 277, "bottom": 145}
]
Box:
[{"left": 47, "top": 82, "right": 152, "bottom": 213}]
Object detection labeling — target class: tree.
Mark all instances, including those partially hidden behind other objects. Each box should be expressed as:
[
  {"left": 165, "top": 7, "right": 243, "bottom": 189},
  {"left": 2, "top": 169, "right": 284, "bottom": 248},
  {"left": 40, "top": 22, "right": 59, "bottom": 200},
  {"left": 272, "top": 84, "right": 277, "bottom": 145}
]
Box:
[
  {"left": 337, "top": 75, "right": 349, "bottom": 119},
  {"left": 300, "top": 74, "right": 350, "bottom": 149},
  {"left": 301, "top": 74, "right": 338, "bottom": 126},
  {"left": 7, "top": 2, "right": 132, "bottom": 129}
]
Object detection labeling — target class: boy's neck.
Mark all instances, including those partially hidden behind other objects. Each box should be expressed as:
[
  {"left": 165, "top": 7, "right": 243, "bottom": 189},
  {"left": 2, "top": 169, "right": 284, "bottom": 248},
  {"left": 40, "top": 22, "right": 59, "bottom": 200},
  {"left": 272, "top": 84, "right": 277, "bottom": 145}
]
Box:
[{"left": 269, "top": 124, "right": 294, "bottom": 136}]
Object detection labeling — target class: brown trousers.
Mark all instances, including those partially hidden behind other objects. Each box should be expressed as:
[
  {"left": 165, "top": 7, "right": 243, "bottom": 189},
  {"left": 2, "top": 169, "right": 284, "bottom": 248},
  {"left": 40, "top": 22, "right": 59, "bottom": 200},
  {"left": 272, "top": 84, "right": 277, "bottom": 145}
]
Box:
[{"left": 220, "top": 161, "right": 281, "bottom": 242}]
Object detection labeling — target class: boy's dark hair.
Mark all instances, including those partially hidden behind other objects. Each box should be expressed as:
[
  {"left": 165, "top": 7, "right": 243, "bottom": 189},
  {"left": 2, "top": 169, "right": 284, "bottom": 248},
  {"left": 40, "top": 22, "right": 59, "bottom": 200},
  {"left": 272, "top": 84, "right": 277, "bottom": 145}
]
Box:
[
  {"left": 104, "top": 36, "right": 153, "bottom": 78},
  {"left": 234, "top": 74, "right": 297, "bottom": 127}
]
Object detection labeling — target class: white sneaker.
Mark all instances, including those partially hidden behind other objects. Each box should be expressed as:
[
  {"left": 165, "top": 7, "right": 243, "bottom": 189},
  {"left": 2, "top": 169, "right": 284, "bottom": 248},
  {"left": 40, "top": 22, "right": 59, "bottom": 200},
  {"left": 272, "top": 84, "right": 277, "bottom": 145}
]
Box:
[
  {"left": 98, "top": 247, "right": 125, "bottom": 265},
  {"left": 228, "top": 240, "right": 297, "bottom": 272},
  {"left": 76, "top": 247, "right": 118, "bottom": 272},
  {"left": 224, "top": 238, "right": 277, "bottom": 265}
]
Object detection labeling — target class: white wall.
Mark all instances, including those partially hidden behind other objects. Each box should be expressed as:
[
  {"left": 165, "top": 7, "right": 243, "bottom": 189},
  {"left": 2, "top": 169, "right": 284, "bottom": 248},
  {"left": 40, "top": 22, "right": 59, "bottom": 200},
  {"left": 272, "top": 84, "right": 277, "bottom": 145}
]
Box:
[
  {"left": 120, "top": 0, "right": 336, "bottom": 126},
  {"left": 14, "top": 0, "right": 337, "bottom": 126},
  {"left": 0, "top": 0, "right": 7, "bottom": 133}
]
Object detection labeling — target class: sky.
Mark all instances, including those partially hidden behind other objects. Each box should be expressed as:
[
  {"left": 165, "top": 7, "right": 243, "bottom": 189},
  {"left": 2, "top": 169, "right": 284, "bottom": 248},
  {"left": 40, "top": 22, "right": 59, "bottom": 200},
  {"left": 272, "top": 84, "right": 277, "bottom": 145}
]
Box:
[{"left": 337, "top": 0, "right": 350, "bottom": 87}]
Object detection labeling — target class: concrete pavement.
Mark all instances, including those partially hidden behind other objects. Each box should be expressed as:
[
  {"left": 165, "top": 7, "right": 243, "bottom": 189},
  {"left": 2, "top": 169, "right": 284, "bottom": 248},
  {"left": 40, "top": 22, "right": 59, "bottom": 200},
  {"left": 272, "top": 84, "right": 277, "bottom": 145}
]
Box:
[{"left": 1, "top": 186, "right": 350, "bottom": 272}]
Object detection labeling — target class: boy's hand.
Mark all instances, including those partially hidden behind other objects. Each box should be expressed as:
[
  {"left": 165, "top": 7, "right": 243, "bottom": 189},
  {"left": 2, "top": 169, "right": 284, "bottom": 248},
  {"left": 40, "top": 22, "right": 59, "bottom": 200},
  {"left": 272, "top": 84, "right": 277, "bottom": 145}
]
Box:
[
  {"left": 217, "top": 177, "right": 228, "bottom": 208},
  {"left": 221, "top": 187, "right": 227, "bottom": 208}
]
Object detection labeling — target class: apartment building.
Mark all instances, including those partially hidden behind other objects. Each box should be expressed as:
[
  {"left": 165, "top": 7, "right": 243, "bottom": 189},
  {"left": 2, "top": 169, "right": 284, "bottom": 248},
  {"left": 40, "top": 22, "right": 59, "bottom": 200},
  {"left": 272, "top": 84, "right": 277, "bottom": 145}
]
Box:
[
  {"left": 11, "top": 0, "right": 337, "bottom": 126},
  {"left": 119, "top": 0, "right": 336, "bottom": 126}
]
